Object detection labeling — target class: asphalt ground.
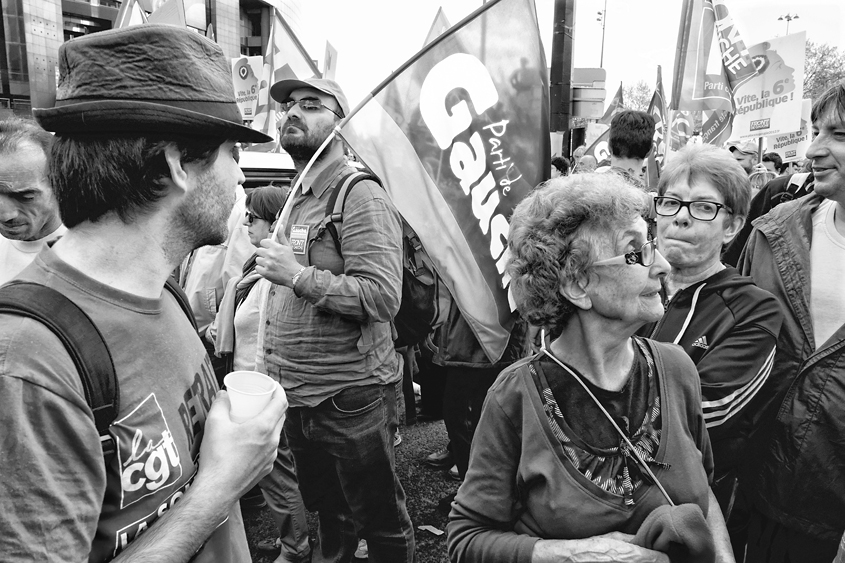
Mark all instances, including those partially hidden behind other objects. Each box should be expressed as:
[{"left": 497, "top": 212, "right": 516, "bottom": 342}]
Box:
[{"left": 243, "top": 416, "right": 458, "bottom": 563}]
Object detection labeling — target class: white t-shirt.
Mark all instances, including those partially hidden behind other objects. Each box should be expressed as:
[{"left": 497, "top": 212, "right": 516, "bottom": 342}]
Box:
[
  {"left": 810, "top": 199, "right": 845, "bottom": 349},
  {"left": 0, "top": 225, "right": 66, "bottom": 285}
]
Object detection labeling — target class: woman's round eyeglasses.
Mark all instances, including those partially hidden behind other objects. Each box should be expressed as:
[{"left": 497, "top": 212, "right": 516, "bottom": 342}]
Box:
[
  {"left": 654, "top": 196, "right": 732, "bottom": 222},
  {"left": 593, "top": 239, "right": 658, "bottom": 268}
]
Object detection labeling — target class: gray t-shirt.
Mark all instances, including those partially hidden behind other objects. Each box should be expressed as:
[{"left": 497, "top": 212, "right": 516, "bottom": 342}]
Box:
[{"left": 0, "top": 249, "right": 249, "bottom": 562}]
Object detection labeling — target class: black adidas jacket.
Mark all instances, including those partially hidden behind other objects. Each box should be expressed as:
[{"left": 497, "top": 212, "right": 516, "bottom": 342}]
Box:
[{"left": 644, "top": 267, "right": 784, "bottom": 478}]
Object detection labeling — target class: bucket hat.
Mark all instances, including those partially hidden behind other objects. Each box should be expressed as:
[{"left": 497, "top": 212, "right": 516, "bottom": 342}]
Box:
[
  {"left": 33, "top": 25, "right": 272, "bottom": 144},
  {"left": 270, "top": 78, "right": 350, "bottom": 117}
]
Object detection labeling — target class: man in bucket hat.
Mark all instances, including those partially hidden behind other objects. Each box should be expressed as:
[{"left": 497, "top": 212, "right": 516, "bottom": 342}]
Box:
[
  {"left": 0, "top": 25, "right": 286, "bottom": 562},
  {"left": 254, "top": 77, "right": 415, "bottom": 562}
]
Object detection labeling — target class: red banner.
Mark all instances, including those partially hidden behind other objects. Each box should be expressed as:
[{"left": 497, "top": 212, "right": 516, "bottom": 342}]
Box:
[
  {"left": 342, "top": 0, "right": 548, "bottom": 362},
  {"left": 646, "top": 67, "right": 668, "bottom": 189},
  {"left": 671, "top": 0, "right": 756, "bottom": 113},
  {"left": 599, "top": 83, "right": 625, "bottom": 126}
]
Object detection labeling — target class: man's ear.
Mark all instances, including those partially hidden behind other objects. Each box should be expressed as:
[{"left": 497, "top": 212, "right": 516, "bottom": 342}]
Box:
[
  {"left": 164, "top": 145, "right": 189, "bottom": 194},
  {"left": 723, "top": 213, "right": 745, "bottom": 245},
  {"left": 560, "top": 276, "right": 592, "bottom": 311}
]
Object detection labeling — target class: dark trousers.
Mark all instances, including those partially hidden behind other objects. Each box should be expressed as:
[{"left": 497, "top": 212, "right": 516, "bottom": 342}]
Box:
[
  {"left": 745, "top": 506, "right": 839, "bottom": 563},
  {"left": 442, "top": 366, "right": 500, "bottom": 479},
  {"left": 285, "top": 384, "right": 415, "bottom": 563},
  {"left": 416, "top": 346, "right": 446, "bottom": 419},
  {"left": 258, "top": 430, "right": 311, "bottom": 562}
]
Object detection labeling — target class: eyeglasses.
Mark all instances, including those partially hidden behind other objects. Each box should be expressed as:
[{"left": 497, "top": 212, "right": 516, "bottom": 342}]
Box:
[
  {"left": 653, "top": 196, "right": 732, "bottom": 222},
  {"left": 593, "top": 239, "right": 658, "bottom": 268},
  {"left": 280, "top": 98, "right": 343, "bottom": 119},
  {"left": 245, "top": 210, "right": 260, "bottom": 225}
]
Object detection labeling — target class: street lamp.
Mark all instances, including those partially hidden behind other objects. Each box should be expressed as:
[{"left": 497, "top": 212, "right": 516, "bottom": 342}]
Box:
[
  {"left": 596, "top": 0, "right": 607, "bottom": 68},
  {"left": 778, "top": 13, "right": 799, "bottom": 35}
]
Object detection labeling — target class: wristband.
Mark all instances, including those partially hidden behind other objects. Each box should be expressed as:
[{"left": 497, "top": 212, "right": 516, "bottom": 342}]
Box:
[{"left": 290, "top": 266, "right": 307, "bottom": 289}]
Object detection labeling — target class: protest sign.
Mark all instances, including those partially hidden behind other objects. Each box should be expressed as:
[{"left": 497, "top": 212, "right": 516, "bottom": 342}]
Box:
[
  {"left": 767, "top": 98, "right": 811, "bottom": 163},
  {"left": 732, "top": 32, "right": 806, "bottom": 139},
  {"left": 231, "top": 56, "right": 263, "bottom": 120}
]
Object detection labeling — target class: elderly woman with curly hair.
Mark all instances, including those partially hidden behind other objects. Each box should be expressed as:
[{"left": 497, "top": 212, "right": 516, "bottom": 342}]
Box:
[{"left": 447, "top": 174, "right": 734, "bottom": 563}]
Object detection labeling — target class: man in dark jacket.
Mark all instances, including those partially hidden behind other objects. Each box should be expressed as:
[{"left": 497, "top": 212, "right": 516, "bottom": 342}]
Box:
[
  {"left": 739, "top": 81, "right": 845, "bottom": 563},
  {"left": 722, "top": 171, "right": 813, "bottom": 266}
]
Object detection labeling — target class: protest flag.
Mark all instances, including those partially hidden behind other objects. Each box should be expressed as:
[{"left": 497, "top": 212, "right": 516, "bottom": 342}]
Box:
[
  {"left": 323, "top": 42, "right": 338, "bottom": 80},
  {"left": 671, "top": 0, "right": 756, "bottom": 113},
  {"left": 583, "top": 129, "right": 610, "bottom": 166},
  {"left": 423, "top": 7, "right": 452, "bottom": 47},
  {"left": 646, "top": 66, "right": 668, "bottom": 189},
  {"left": 325, "top": 0, "right": 547, "bottom": 362},
  {"left": 146, "top": 0, "right": 185, "bottom": 27},
  {"left": 700, "top": 109, "right": 733, "bottom": 145},
  {"left": 599, "top": 82, "right": 624, "bottom": 125},
  {"left": 669, "top": 109, "right": 694, "bottom": 151},
  {"left": 251, "top": 9, "right": 321, "bottom": 149},
  {"left": 114, "top": 0, "right": 148, "bottom": 28}
]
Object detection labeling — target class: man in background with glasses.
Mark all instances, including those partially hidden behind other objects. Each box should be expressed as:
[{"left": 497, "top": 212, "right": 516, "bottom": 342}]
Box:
[
  {"left": 641, "top": 144, "right": 783, "bottom": 561},
  {"left": 254, "top": 78, "right": 414, "bottom": 563}
]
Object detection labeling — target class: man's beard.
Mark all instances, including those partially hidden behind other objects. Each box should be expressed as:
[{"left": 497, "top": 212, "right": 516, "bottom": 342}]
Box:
[
  {"left": 280, "top": 119, "right": 334, "bottom": 164},
  {"left": 171, "top": 167, "right": 232, "bottom": 252}
]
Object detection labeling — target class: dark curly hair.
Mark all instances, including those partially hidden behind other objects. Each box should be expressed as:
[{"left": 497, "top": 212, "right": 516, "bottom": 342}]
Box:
[{"left": 507, "top": 173, "right": 649, "bottom": 334}]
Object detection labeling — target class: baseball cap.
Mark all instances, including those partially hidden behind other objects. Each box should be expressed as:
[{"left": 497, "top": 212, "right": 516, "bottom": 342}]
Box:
[
  {"left": 727, "top": 139, "right": 758, "bottom": 156},
  {"left": 270, "top": 78, "right": 350, "bottom": 118}
]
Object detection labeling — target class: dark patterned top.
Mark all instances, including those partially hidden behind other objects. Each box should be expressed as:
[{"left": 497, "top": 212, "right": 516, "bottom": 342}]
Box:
[{"left": 529, "top": 338, "right": 667, "bottom": 505}]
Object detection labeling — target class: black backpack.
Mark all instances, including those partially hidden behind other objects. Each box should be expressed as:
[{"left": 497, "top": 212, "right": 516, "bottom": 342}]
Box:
[
  {"left": 312, "top": 170, "right": 448, "bottom": 348},
  {"left": 0, "top": 277, "right": 195, "bottom": 463}
]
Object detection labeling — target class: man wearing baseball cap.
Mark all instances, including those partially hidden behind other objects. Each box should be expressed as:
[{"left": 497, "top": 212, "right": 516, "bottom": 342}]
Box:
[
  {"left": 255, "top": 77, "right": 415, "bottom": 562},
  {"left": 0, "top": 25, "right": 286, "bottom": 562},
  {"left": 727, "top": 139, "right": 760, "bottom": 175}
]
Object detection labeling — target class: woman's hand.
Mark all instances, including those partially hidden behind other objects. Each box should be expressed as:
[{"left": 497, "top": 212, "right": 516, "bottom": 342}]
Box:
[{"left": 532, "top": 537, "right": 670, "bottom": 563}]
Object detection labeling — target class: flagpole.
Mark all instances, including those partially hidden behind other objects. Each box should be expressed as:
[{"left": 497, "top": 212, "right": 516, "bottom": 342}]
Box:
[
  {"left": 271, "top": 124, "right": 341, "bottom": 240},
  {"left": 272, "top": 0, "right": 505, "bottom": 240},
  {"left": 363, "top": 0, "right": 505, "bottom": 103}
]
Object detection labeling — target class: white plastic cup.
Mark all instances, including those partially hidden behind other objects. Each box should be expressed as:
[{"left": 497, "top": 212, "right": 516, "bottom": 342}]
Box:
[{"left": 223, "top": 371, "right": 278, "bottom": 423}]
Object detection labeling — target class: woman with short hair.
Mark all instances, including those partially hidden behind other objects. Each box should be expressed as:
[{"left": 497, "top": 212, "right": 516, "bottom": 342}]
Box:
[
  {"left": 647, "top": 144, "right": 783, "bottom": 538},
  {"left": 447, "top": 173, "right": 733, "bottom": 562}
]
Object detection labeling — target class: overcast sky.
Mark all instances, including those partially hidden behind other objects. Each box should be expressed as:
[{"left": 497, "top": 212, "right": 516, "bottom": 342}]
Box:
[{"left": 296, "top": 0, "right": 845, "bottom": 110}]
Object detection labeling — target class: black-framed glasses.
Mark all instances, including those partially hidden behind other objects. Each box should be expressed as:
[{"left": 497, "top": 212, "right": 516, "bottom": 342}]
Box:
[
  {"left": 654, "top": 196, "right": 732, "bottom": 221},
  {"left": 245, "top": 210, "right": 259, "bottom": 225},
  {"left": 280, "top": 98, "right": 343, "bottom": 119},
  {"left": 593, "top": 239, "right": 658, "bottom": 268}
]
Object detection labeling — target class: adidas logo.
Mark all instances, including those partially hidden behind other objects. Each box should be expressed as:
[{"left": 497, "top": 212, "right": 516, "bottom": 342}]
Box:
[{"left": 692, "top": 336, "right": 709, "bottom": 350}]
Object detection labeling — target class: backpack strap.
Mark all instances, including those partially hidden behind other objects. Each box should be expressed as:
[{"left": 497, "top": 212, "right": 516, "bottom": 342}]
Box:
[
  {"left": 787, "top": 172, "right": 811, "bottom": 193},
  {"left": 0, "top": 278, "right": 197, "bottom": 464},
  {"left": 165, "top": 275, "right": 197, "bottom": 331},
  {"left": 0, "top": 281, "right": 119, "bottom": 461},
  {"left": 771, "top": 172, "right": 812, "bottom": 206},
  {"left": 314, "top": 170, "right": 383, "bottom": 258}
]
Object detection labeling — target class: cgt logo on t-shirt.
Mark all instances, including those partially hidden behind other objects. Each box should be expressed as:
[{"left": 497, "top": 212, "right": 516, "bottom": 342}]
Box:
[{"left": 113, "top": 394, "right": 184, "bottom": 509}]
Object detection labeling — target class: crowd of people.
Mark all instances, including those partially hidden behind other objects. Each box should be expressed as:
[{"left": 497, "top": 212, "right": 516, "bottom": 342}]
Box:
[{"left": 0, "top": 22, "right": 844, "bottom": 563}]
